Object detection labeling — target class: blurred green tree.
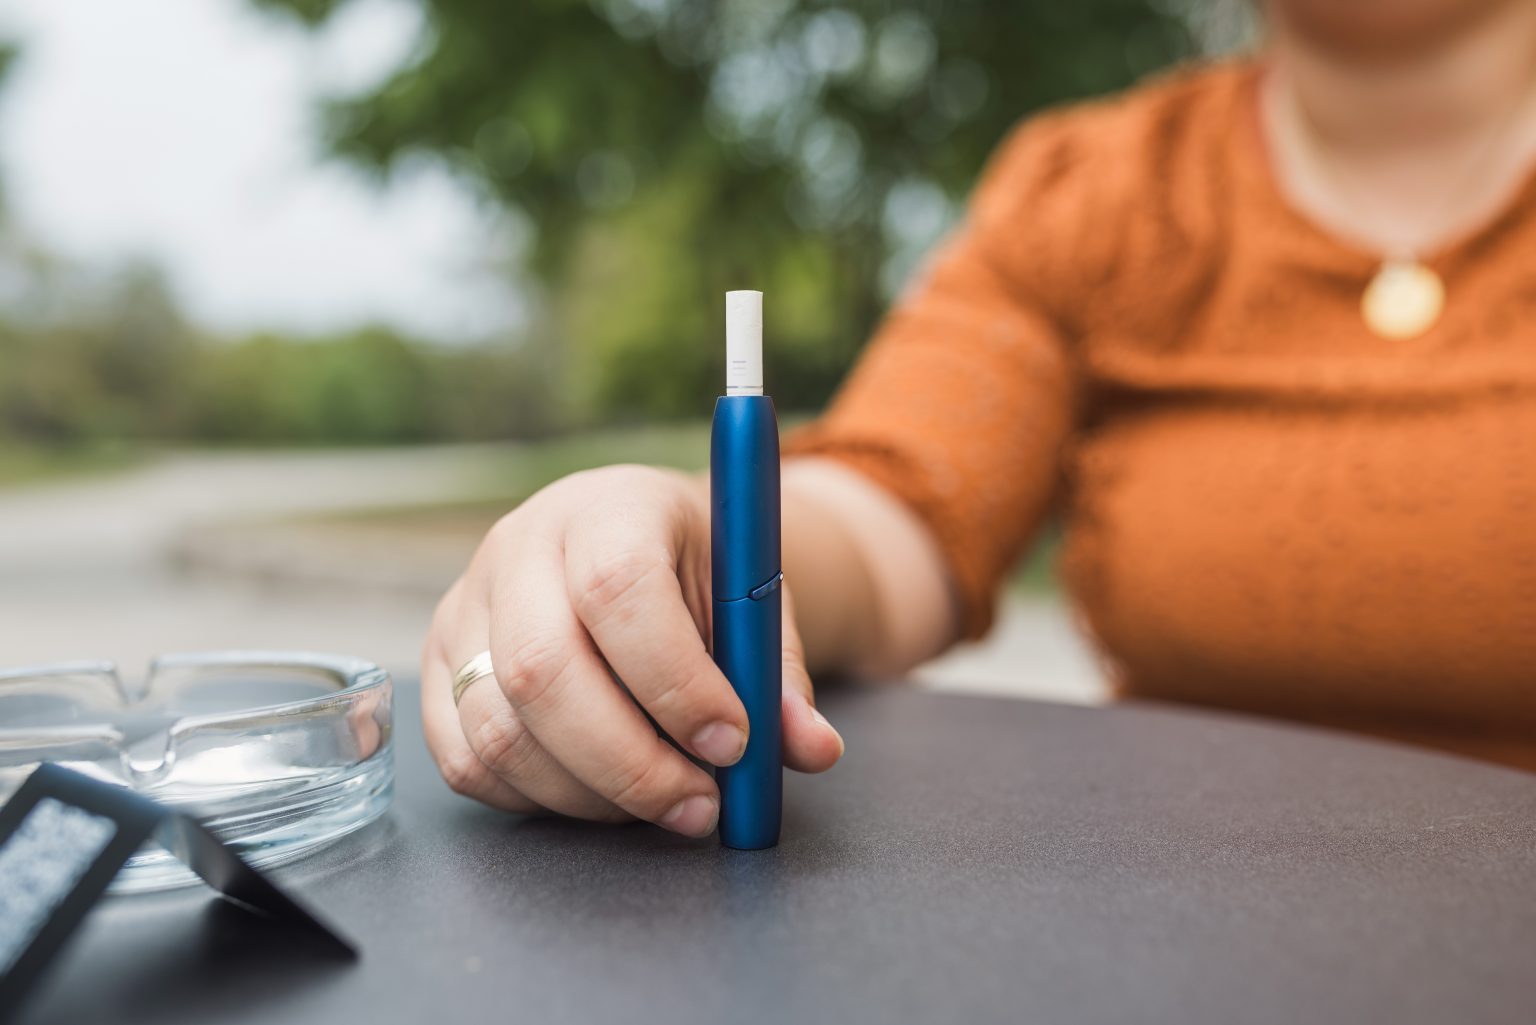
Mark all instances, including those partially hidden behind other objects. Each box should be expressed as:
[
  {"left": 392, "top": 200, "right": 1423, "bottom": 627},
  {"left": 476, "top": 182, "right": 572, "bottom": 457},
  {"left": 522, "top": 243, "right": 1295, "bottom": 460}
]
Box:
[
  {"left": 252, "top": 0, "right": 1193, "bottom": 419},
  {"left": 0, "top": 29, "right": 574, "bottom": 451},
  {"left": 0, "top": 265, "right": 195, "bottom": 442},
  {"left": 183, "top": 327, "right": 561, "bottom": 444}
]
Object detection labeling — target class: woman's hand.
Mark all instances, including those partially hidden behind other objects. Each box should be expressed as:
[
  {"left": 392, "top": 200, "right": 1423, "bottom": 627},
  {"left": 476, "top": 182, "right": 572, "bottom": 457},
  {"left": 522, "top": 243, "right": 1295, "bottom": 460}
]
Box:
[{"left": 421, "top": 465, "right": 845, "bottom": 837}]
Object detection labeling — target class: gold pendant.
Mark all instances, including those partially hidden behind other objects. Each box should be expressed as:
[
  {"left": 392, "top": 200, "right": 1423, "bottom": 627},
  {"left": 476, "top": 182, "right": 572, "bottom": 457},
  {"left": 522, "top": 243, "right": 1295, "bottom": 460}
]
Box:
[{"left": 1361, "top": 259, "right": 1444, "bottom": 340}]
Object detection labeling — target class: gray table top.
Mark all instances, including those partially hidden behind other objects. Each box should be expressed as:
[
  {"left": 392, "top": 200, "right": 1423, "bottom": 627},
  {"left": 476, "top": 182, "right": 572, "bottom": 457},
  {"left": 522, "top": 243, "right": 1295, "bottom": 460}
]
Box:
[{"left": 20, "top": 684, "right": 1536, "bottom": 1025}]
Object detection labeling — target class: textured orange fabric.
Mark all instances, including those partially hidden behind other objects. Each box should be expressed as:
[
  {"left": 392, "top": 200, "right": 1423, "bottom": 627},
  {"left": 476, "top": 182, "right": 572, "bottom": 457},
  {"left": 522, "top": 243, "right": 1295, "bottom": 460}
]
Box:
[{"left": 786, "top": 60, "right": 1536, "bottom": 771}]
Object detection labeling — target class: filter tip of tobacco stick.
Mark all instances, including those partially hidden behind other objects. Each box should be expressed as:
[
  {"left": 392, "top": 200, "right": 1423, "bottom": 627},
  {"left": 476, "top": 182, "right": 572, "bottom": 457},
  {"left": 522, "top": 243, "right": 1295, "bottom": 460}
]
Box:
[{"left": 725, "top": 290, "right": 763, "bottom": 396}]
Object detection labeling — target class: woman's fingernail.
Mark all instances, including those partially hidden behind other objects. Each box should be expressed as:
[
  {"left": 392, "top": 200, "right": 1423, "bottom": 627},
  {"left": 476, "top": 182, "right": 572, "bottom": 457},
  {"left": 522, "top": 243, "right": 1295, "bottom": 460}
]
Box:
[
  {"left": 692, "top": 721, "right": 747, "bottom": 766},
  {"left": 660, "top": 795, "right": 718, "bottom": 837},
  {"left": 811, "top": 707, "right": 846, "bottom": 756}
]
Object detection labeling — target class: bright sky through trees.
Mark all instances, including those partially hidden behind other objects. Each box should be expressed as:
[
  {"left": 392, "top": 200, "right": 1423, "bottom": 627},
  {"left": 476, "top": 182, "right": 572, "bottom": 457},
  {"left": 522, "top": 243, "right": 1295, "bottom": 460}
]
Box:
[{"left": 0, "top": 0, "right": 524, "bottom": 341}]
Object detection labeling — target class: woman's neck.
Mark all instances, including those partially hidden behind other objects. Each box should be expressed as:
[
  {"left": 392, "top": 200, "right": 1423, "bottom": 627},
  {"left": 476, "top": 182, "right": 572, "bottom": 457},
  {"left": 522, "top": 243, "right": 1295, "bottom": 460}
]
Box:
[
  {"left": 1271, "top": 1, "right": 1536, "bottom": 154},
  {"left": 1262, "top": 0, "right": 1536, "bottom": 256}
]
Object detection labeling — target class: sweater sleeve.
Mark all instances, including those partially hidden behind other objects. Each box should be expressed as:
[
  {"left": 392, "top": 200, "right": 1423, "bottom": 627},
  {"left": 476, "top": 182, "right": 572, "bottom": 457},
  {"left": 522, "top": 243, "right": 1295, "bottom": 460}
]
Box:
[{"left": 783, "top": 118, "right": 1081, "bottom": 639}]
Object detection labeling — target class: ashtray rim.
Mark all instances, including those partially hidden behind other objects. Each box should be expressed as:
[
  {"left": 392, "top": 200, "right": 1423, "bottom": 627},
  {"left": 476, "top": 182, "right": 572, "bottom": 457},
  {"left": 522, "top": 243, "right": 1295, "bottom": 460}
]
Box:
[{"left": 0, "top": 649, "right": 391, "bottom": 740}]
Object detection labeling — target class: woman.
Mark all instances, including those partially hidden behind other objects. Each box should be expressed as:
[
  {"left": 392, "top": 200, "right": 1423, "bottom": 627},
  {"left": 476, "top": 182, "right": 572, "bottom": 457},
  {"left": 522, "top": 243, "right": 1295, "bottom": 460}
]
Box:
[{"left": 423, "top": 0, "right": 1536, "bottom": 836}]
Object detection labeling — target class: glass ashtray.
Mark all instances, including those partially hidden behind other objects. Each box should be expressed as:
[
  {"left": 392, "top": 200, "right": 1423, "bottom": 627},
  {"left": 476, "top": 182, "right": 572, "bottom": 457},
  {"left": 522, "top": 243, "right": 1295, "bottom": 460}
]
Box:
[{"left": 0, "top": 651, "right": 392, "bottom": 892}]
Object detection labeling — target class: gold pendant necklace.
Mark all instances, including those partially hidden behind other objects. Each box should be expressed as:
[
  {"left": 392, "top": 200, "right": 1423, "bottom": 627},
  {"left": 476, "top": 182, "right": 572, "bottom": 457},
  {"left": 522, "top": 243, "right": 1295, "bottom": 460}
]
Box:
[
  {"left": 1360, "top": 257, "right": 1445, "bottom": 340},
  {"left": 1266, "top": 69, "right": 1536, "bottom": 343}
]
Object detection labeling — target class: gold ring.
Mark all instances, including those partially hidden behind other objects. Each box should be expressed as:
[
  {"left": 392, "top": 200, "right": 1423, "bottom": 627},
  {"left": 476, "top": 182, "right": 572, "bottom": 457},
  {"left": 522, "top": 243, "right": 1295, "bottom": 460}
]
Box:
[{"left": 451, "top": 651, "right": 496, "bottom": 707}]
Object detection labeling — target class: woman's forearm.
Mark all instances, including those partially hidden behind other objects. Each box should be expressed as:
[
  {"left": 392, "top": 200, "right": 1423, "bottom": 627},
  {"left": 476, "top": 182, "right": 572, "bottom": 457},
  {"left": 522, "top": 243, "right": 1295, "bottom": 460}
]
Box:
[{"left": 781, "top": 458, "right": 959, "bottom": 676}]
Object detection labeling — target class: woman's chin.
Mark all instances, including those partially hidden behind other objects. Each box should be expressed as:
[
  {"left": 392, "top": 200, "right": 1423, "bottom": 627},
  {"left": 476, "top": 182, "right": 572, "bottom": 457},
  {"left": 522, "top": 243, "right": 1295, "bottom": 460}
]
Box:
[{"left": 1266, "top": 0, "right": 1515, "bottom": 62}]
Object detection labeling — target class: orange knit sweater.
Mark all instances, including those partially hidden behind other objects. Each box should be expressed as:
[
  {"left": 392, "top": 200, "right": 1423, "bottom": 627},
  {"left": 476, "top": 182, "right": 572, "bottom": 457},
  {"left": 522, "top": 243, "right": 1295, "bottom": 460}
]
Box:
[{"left": 788, "top": 60, "right": 1536, "bottom": 771}]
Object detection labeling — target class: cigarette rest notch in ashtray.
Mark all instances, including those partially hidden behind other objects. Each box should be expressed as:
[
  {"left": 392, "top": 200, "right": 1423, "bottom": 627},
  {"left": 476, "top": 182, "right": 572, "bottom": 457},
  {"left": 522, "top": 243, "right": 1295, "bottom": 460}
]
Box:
[{"left": 0, "top": 651, "right": 394, "bottom": 892}]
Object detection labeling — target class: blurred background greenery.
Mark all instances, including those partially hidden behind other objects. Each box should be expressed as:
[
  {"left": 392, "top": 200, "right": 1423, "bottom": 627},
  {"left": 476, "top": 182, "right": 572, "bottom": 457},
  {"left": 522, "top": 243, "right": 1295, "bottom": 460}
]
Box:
[
  {"left": 0, "top": 0, "right": 1230, "bottom": 456},
  {"left": 0, "top": 0, "right": 1254, "bottom": 692}
]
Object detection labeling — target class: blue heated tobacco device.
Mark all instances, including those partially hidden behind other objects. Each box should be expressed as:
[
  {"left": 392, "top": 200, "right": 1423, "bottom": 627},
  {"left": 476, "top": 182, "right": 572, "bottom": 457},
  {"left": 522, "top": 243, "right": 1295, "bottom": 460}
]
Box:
[{"left": 711, "top": 290, "right": 782, "bottom": 850}]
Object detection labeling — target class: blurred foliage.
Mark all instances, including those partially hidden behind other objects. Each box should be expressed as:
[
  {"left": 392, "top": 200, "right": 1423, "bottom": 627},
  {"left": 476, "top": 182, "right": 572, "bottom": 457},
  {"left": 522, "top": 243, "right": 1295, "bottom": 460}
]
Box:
[
  {"left": 0, "top": 2, "right": 1196, "bottom": 454},
  {"left": 0, "top": 268, "right": 560, "bottom": 448},
  {"left": 253, "top": 0, "right": 1194, "bottom": 418}
]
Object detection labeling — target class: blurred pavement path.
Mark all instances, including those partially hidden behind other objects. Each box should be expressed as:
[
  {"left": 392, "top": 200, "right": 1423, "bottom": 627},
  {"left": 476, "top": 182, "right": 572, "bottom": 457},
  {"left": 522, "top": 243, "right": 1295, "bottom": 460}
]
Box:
[
  {"left": 0, "top": 445, "right": 517, "bottom": 573},
  {"left": 0, "top": 447, "right": 1105, "bottom": 703}
]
